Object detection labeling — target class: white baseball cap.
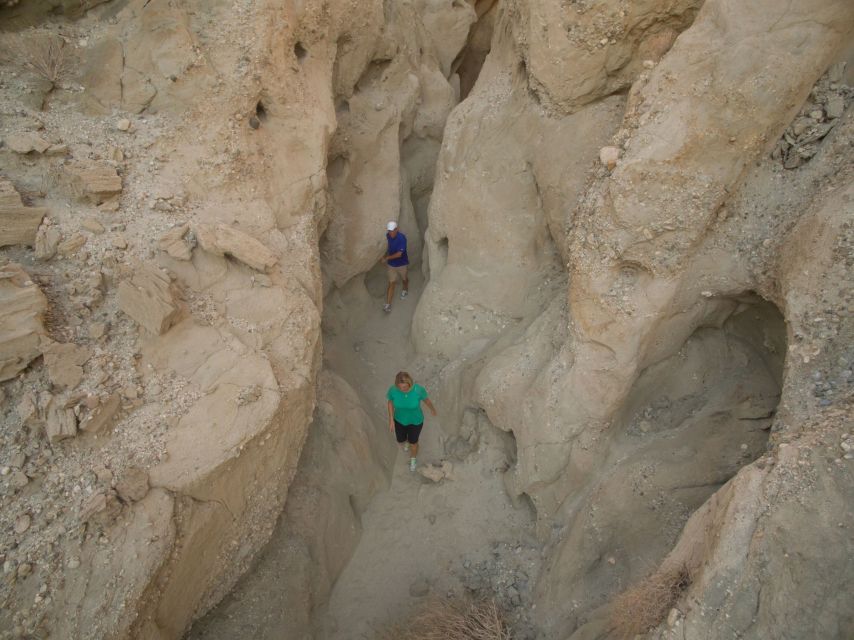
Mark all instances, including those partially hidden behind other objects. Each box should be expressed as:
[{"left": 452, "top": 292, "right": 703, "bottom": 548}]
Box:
[{"left": 386, "top": 220, "right": 398, "bottom": 231}]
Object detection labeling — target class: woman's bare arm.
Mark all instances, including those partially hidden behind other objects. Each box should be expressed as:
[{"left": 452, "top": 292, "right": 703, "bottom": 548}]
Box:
[
  {"left": 387, "top": 400, "right": 395, "bottom": 431},
  {"left": 423, "top": 398, "right": 437, "bottom": 416}
]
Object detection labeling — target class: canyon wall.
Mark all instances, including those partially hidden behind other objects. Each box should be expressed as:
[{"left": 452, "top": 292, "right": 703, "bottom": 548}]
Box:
[
  {"left": 412, "top": 0, "right": 854, "bottom": 638},
  {"left": 1, "top": 0, "right": 852, "bottom": 639}
]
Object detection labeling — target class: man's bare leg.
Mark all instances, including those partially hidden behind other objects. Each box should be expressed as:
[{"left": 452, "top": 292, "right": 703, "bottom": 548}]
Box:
[{"left": 386, "top": 280, "right": 396, "bottom": 306}]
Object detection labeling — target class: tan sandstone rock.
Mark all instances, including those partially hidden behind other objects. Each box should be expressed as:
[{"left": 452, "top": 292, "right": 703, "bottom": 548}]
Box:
[
  {"left": 116, "top": 467, "right": 150, "bottom": 503},
  {"left": 35, "top": 224, "right": 61, "bottom": 260},
  {"left": 193, "top": 223, "right": 278, "bottom": 272},
  {"left": 46, "top": 401, "right": 78, "bottom": 442},
  {"left": 79, "top": 393, "right": 121, "bottom": 434},
  {"left": 117, "top": 267, "right": 179, "bottom": 335},
  {"left": 4, "top": 132, "right": 51, "bottom": 154},
  {"left": 64, "top": 161, "right": 123, "bottom": 204},
  {"left": 0, "top": 264, "right": 48, "bottom": 382},
  {"left": 158, "top": 223, "right": 192, "bottom": 260},
  {"left": 42, "top": 341, "right": 91, "bottom": 390},
  {"left": 0, "top": 178, "right": 47, "bottom": 248}
]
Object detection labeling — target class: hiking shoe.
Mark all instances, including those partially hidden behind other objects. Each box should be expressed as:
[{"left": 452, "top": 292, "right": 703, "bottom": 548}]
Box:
[
  {"left": 383, "top": 303, "right": 392, "bottom": 313},
  {"left": 409, "top": 457, "right": 417, "bottom": 473},
  {"left": 400, "top": 290, "right": 408, "bottom": 299}
]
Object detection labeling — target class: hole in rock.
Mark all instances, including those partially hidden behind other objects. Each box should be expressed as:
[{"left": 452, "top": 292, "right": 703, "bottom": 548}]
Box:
[
  {"left": 294, "top": 41, "right": 307, "bottom": 62},
  {"left": 355, "top": 59, "right": 391, "bottom": 92},
  {"left": 437, "top": 236, "right": 449, "bottom": 260},
  {"left": 335, "top": 99, "right": 350, "bottom": 115},
  {"left": 254, "top": 100, "right": 268, "bottom": 122}
]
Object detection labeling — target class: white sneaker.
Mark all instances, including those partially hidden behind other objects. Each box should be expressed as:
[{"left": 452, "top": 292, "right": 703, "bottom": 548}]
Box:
[
  {"left": 403, "top": 442, "right": 410, "bottom": 453},
  {"left": 383, "top": 303, "right": 392, "bottom": 312},
  {"left": 409, "top": 457, "right": 417, "bottom": 472},
  {"left": 400, "top": 290, "right": 408, "bottom": 299}
]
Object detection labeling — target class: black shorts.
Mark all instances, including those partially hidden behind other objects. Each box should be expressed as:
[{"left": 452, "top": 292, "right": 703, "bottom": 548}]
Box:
[{"left": 394, "top": 420, "right": 423, "bottom": 444}]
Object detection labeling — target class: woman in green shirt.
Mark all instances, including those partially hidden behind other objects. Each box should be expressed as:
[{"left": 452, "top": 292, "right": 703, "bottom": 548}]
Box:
[{"left": 387, "top": 371, "right": 437, "bottom": 472}]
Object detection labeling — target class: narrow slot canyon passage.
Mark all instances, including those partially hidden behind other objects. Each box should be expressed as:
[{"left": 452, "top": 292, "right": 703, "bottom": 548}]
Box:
[
  {"left": 1, "top": 3, "right": 851, "bottom": 640},
  {"left": 188, "top": 267, "right": 540, "bottom": 639}
]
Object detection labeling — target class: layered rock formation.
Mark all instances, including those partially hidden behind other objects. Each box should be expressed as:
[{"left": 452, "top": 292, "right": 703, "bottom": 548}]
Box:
[
  {"left": 412, "top": 0, "right": 854, "bottom": 638},
  {"left": 1, "top": 0, "right": 852, "bottom": 639}
]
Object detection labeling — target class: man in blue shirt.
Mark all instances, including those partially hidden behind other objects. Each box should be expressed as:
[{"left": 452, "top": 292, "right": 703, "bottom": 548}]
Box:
[{"left": 380, "top": 220, "right": 408, "bottom": 312}]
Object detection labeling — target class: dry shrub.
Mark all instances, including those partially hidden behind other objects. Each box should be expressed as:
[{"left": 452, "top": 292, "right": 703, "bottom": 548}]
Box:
[
  {"left": 610, "top": 566, "right": 691, "bottom": 638},
  {"left": 377, "top": 598, "right": 511, "bottom": 640},
  {"left": 3, "top": 30, "right": 71, "bottom": 87}
]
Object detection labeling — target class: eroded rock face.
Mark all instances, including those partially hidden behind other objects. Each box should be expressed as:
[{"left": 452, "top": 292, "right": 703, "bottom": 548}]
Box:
[
  {"left": 0, "top": 263, "right": 47, "bottom": 381},
  {"left": 320, "top": 0, "right": 473, "bottom": 289},
  {"left": 1, "top": 0, "right": 852, "bottom": 638},
  {"left": 0, "top": 178, "right": 47, "bottom": 247},
  {"left": 0, "top": 1, "right": 351, "bottom": 638},
  {"left": 412, "top": 0, "right": 854, "bottom": 638}
]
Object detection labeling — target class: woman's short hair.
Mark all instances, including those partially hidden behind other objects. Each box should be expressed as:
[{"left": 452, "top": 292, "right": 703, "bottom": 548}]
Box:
[{"left": 395, "top": 371, "right": 413, "bottom": 386}]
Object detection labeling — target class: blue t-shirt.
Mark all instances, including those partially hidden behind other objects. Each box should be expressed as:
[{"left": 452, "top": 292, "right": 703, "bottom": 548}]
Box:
[
  {"left": 387, "top": 383, "right": 428, "bottom": 425},
  {"left": 386, "top": 232, "right": 409, "bottom": 267}
]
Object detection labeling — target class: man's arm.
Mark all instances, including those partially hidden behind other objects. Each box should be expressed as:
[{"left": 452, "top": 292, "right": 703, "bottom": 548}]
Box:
[{"left": 381, "top": 250, "right": 403, "bottom": 263}]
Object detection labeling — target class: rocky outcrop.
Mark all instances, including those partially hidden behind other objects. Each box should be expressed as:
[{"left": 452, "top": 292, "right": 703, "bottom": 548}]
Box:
[
  {"left": 0, "top": 178, "right": 46, "bottom": 247},
  {"left": 0, "top": 263, "right": 47, "bottom": 381},
  {"left": 186, "top": 370, "right": 392, "bottom": 640},
  {"left": 412, "top": 0, "right": 854, "bottom": 638},
  {"left": 117, "top": 266, "right": 180, "bottom": 335}
]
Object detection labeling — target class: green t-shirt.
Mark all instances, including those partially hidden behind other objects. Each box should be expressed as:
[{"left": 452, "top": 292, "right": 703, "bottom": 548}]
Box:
[{"left": 387, "top": 384, "right": 428, "bottom": 426}]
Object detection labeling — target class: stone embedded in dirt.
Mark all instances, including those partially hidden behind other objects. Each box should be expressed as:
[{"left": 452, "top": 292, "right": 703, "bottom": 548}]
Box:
[
  {"left": 80, "top": 491, "right": 122, "bottom": 527},
  {"left": 0, "top": 178, "right": 48, "bottom": 248},
  {"left": 417, "top": 460, "right": 454, "bottom": 483},
  {"left": 825, "top": 95, "right": 844, "bottom": 119},
  {"left": 116, "top": 467, "right": 149, "bottom": 503},
  {"left": 88, "top": 322, "right": 108, "bottom": 340},
  {"left": 16, "top": 563, "right": 32, "bottom": 579},
  {"left": 10, "top": 470, "right": 28, "bottom": 489},
  {"left": 35, "top": 224, "right": 61, "bottom": 261},
  {"left": 57, "top": 233, "right": 86, "bottom": 256},
  {"left": 116, "top": 118, "right": 132, "bottom": 132},
  {"left": 79, "top": 393, "right": 121, "bottom": 434},
  {"left": 64, "top": 161, "right": 123, "bottom": 204},
  {"left": 42, "top": 341, "right": 91, "bottom": 390},
  {"left": 193, "top": 223, "right": 278, "bottom": 272},
  {"left": 14, "top": 514, "right": 31, "bottom": 534},
  {"left": 112, "top": 233, "right": 129, "bottom": 249},
  {"left": 667, "top": 607, "right": 681, "bottom": 628},
  {"left": 16, "top": 393, "right": 38, "bottom": 425},
  {"left": 81, "top": 218, "right": 105, "bottom": 234},
  {"left": 159, "top": 224, "right": 193, "bottom": 260},
  {"left": 117, "top": 267, "right": 179, "bottom": 335},
  {"left": 599, "top": 146, "right": 620, "bottom": 170},
  {"left": 4, "top": 132, "right": 51, "bottom": 154},
  {"left": 98, "top": 197, "right": 121, "bottom": 212},
  {"left": 0, "top": 264, "right": 48, "bottom": 382},
  {"left": 45, "top": 144, "right": 69, "bottom": 156},
  {"left": 408, "top": 576, "right": 430, "bottom": 597},
  {"left": 46, "top": 402, "right": 78, "bottom": 442}
]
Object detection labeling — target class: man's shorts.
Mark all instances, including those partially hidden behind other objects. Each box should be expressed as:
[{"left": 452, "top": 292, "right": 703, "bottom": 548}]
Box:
[
  {"left": 387, "top": 264, "right": 408, "bottom": 282},
  {"left": 394, "top": 420, "right": 423, "bottom": 444}
]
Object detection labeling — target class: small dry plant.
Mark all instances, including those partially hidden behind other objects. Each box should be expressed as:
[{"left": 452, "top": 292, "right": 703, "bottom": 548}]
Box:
[
  {"left": 377, "top": 598, "right": 511, "bottom": 640},
  {"left": 610, "top": 566, "right": 691, "bottom": 638},
  {"left": 3, "top": 30, "right": 71, "bottom": 89}
]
